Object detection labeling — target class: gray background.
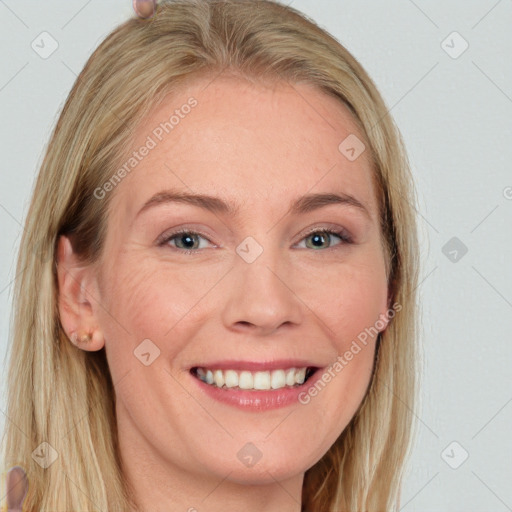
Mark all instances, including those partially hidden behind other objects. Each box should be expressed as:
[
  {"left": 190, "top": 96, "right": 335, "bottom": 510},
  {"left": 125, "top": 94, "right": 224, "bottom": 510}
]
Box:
[{"left": 1, "top": 1, "right": 511, "bottom": 510}]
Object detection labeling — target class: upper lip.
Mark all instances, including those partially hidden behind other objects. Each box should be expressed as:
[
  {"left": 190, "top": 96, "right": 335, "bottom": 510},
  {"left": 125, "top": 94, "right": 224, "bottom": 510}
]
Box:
[{"left": 190, "top": 359, "right": 322, "bottom": 372}]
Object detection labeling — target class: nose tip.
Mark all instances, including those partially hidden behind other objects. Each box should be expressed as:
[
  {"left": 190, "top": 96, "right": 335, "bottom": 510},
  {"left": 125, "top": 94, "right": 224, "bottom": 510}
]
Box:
[{"left": 222, "top": 260, "right": 302, "bottom": 336}]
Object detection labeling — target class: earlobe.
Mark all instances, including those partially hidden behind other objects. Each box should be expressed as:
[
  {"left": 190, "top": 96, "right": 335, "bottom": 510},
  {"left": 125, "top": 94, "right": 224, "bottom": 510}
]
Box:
[
  {"left": 69, "top": 329, "right": 104, "bottom": 351},
  {"left": 377, "top": 311, "right": 390, "bottom": 333},
  {"left": 56, "top": 235, "right": 105, "bottom": 352},
  {"left": 378, "top": 293, "right": 400, "bottom": 334},
  {"left": 376, "top": 295, "right": 393, "bottom": 334}
]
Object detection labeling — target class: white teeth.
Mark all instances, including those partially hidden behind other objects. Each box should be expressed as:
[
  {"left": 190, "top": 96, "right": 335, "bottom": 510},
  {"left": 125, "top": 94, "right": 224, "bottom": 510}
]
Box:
[
  {"left": 270, "top": 369, "right": 286, "bottom": 389},
  {"left": 295, "top": 367, "right": 306, "bottom": 384},
  {"left": 224, "top": 370, "right": 238, "bottom": 388},
  {"left": 285, "top": 368, "right": 296, "bottom": 386},
  {"left": 253, "top": 371, "right": 270, "bottom": 390},
  {"left": 195, "top": 366, "right": 312, "bottom": 390},
  {"left": 239, "top": 371, "right": 253, "bottom": 389},
  {"left": 213, "top": 369, "right": 224, "bottom": 388}
]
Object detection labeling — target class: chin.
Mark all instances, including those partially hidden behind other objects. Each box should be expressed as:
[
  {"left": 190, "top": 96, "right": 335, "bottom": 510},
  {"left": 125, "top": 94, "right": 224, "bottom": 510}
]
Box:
[{"left": 203, "top": 448, "right": 315, "bottom": 484}]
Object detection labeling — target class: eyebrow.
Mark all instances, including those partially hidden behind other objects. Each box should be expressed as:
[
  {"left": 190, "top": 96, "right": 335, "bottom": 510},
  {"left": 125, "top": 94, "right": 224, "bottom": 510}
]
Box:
[{"left": 135, "top": 189, "right": 371, "bottom": 219}]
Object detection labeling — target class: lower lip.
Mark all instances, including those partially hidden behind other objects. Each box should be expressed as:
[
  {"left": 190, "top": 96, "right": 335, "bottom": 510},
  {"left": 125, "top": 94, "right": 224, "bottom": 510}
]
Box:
[{"left": 190, "top": 369, "right": 323, "bottom": 411}]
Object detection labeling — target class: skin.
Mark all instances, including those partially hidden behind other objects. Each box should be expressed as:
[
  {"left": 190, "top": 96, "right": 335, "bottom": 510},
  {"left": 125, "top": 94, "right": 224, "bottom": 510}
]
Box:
[
  {"left": 5, "top": 466, "right": 28, "bottom": 511},
  {"left": 57, "top": 74, "right": 391, "bottom": 512}
]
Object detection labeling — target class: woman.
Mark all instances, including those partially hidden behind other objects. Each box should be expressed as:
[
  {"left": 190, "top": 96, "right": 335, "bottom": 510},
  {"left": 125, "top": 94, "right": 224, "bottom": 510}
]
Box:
[{"left": 1, "top": 0, "right": 420, "bottom": 510}]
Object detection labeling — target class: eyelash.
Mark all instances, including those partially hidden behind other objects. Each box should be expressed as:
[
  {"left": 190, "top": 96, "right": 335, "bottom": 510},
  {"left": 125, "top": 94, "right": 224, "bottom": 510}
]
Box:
[{"left": 157, "top": 227, "right": 353, "bottom": 255}]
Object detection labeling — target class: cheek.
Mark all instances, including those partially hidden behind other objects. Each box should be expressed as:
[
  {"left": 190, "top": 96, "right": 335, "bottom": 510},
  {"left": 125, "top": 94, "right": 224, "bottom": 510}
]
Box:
[
  {"left": 306, "top": 257, "right": 388, "bottom": 344},
  {"left": 95, "top": 254, "right": 220, "bottom": 372},
  {"left": 297, "top": 257, "right": 387, "bottom": 428}
]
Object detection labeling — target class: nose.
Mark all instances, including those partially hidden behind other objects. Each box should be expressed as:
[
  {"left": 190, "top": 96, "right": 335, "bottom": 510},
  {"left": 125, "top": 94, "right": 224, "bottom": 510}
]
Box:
[{"left": 221, "top": 246, "right": 303, "bottom": 336}]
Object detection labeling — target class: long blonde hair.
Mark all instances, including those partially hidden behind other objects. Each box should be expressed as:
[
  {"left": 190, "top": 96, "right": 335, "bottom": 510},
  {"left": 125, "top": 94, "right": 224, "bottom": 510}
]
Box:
[{"left": 1, "top": 1, "right": 420, "bottom": 510}]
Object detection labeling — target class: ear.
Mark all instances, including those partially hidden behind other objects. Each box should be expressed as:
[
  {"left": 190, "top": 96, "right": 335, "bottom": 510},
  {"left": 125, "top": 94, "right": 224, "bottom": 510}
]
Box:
[
  {"left": 56, "top": 235, "right": 105, "bottom": 351},
  {"left": 377, "top": 287, "right": 400, "bottom": 334},
  {"left": 375, "top": 288, "right": 393, "bottom": 334}
]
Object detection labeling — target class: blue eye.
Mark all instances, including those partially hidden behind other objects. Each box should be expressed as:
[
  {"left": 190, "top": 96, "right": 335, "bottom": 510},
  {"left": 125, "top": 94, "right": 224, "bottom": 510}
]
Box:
[
  {"left": 298, "top": 229, "right": 352, "bottom": 250},
  {"left": 158, "top": 228, "right": 352, "bottom": 255},
  {"left": 159, "top": 230, "right": 212, "bottom": 254}
]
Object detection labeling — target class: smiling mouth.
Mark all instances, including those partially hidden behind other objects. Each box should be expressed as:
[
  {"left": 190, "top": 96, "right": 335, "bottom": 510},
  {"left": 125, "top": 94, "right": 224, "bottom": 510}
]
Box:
[{"left": 190, "top": 366, "right": 318, "bottom": 391}]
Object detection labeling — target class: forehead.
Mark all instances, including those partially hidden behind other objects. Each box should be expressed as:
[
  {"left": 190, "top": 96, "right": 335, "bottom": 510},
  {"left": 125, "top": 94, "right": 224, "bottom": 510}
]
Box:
[{"left": 109, "top": 74, "right": 378, "bottom": 223}]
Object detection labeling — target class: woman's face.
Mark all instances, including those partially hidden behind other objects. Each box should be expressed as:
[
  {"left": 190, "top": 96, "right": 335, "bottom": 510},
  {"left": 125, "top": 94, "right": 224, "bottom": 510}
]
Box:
[{"left": 65, "top": 75, "right": 390, "bottom": 487}]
